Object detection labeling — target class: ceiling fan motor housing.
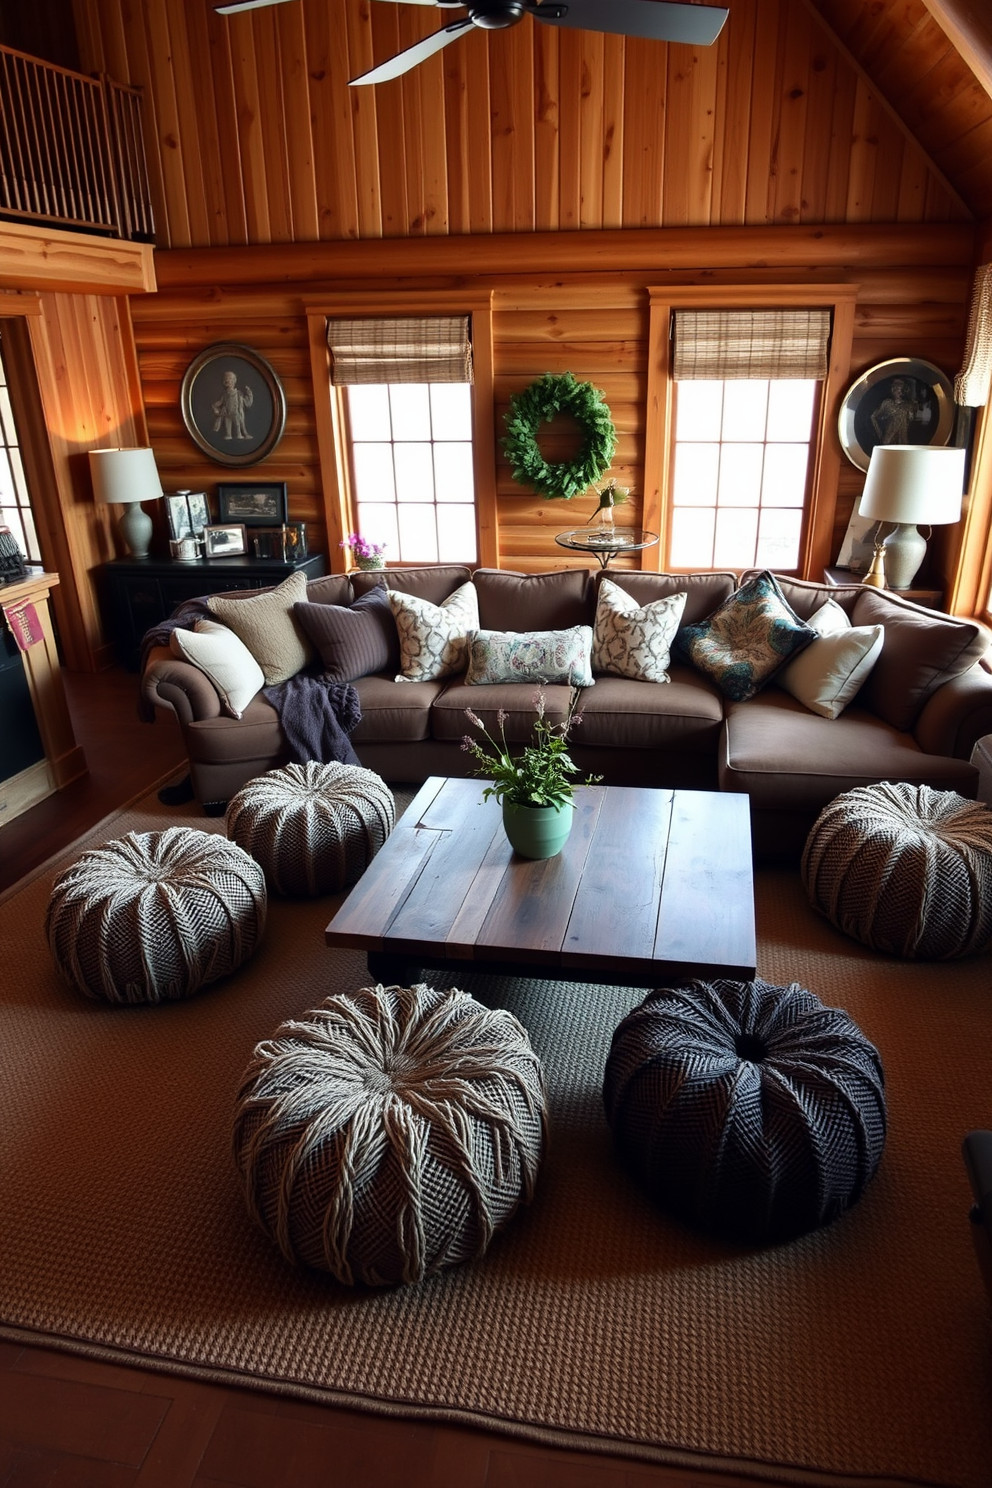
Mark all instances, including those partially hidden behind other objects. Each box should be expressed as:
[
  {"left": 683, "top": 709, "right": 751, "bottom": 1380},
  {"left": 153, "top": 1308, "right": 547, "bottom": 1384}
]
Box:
[{"left": 468, "top": 1, "right": 528, "bottom": 29}]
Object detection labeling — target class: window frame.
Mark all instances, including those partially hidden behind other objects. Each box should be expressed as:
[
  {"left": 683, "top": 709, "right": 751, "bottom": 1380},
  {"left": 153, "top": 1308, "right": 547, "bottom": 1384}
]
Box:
[{"left": 644, "top": 285, "right": 858, "bottom": 579}]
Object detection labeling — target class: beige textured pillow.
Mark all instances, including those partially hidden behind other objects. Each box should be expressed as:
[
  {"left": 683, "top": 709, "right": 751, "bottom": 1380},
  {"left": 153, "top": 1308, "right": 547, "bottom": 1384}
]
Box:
[
  {"left": 777, "top": 625, "right": 884, "bottom": 719},
  {"left": 207, "top": 570, "right": 314, "bottom": 685},
  {"left": 170, "top": 619, "right": 265, "bottom": 718},
  {"left": 388, "top": 581, "right": 479, "bottom": 682},
  {"left": 593, "top": 577, "right": 686, "bottom": 683}
]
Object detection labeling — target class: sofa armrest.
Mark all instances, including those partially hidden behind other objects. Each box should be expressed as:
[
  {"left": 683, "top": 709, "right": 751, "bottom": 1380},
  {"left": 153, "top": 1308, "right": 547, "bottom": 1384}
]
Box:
[
  {"left": 913, "top": 659, "right": 992, "bottom": 760},
  {"left": 140, "top": 646, "right": 223, "bottom": 727}
]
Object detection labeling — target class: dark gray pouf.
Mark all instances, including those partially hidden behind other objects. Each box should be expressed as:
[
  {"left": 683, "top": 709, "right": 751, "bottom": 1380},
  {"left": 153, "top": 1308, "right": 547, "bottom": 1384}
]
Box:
[
  {"left": 233, "top": 983, "right": 547, "bottom": 1286},
  {"left": 45, "top": 827, "right": 266, "bottom": 1004},
  {"left": 603, "top": 977, "right": 886, "bottom": 1243},
  {"left": 802, "top": 782, "right": 992, "bottom": 960},
  {"left": 225, "top": 761, "right": 395, "bottom": 897}
]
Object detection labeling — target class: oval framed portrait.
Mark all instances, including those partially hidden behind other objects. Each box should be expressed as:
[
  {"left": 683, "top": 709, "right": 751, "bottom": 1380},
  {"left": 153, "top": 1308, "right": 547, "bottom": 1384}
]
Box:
[
  {"left": 180, "top": 343, "right": 287, "bottom": 468},
  {"left": 837, "top": 357, "right": 954, "bottom": 472}
]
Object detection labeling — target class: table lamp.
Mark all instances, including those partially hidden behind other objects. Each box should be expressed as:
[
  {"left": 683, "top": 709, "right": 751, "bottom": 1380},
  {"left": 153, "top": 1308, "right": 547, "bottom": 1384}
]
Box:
[
  {"left": 89, "top": 448, "right": 164, "bottom": 559},
  {"left": 857, "top": 444, "right": 965, "bottom": 591}
]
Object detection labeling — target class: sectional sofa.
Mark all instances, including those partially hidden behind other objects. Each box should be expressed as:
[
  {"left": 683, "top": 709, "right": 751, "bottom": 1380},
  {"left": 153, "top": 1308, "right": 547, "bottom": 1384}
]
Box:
[{"left": 139, "top": 562, "right": 992, "bottom": 861}]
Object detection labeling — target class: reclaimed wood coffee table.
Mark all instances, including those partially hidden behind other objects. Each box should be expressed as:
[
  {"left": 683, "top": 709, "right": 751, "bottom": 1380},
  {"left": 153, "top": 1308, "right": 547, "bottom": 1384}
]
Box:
[{"left": 325, "top": 777, "right": 756, "bottom": 988}]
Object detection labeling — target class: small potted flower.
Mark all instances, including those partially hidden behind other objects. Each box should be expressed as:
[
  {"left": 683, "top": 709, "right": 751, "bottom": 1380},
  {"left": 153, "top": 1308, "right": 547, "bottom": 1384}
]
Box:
[
  {"left": 461, "top": 689, "right": 600, "bottom": 859},
  {"left": 340, "top": 533, "right": 387, "bottom": 571}
]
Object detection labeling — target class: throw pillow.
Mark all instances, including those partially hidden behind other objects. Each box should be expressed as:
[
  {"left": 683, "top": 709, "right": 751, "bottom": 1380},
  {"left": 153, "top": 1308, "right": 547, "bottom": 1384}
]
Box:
[
  {"left": 294, "top": 585, "right": 398, "bottom": 683},
  {"left": 851, "top": 588, "right": 988, "bottom": 732},
  {"left": 777, "top": 625, "right": 885, "bottom": 719},
  {"left": 207, "top": 570, "right": 314, "bottom": 686},
  {"left": 169, "top": 619, "right": 265, "bottom": 719},
  {"left": 388, "top": 580, "right": 480, "bottom": 682},
  {"left": 804, "top": 597, "right": 852, "bottom": 637},
  {"left": 593, "top": 577, "right": 686, "bottom": 684},
  {"left": 676, "top": 570, "right": 817, "bottom": 702},
  {"left": 465, "top": 626, "right": 594, "bottom": 686}
]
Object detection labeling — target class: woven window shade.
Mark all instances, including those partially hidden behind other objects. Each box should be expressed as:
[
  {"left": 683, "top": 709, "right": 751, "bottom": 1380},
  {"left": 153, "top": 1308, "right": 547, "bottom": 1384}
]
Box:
[
  {"left": 326, "top": 316, "right": 473, "bottom": 385},
  {"left": 672, "top": 309, "right": 831, "bottom": 381},
  {"left": 955, "top": 265, "right": 992, "bottom": 408}
]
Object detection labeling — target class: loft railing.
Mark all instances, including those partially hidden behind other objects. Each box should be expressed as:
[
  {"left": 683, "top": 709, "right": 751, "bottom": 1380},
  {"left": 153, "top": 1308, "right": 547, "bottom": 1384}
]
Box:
[{"left": 0, "top": 44, "right": 154, "bottom": 242}]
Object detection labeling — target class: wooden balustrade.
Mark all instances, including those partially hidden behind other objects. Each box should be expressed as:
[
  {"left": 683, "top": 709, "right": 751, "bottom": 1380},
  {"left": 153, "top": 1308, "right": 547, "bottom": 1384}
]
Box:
[{"left": 0, "top": 44, "right": 154, "bottom": 243}]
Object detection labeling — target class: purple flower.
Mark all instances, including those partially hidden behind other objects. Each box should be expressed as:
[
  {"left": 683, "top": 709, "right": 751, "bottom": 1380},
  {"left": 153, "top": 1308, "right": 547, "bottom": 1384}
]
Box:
[
  {"left": 465, "top": 708, "right": 483, "bottom": 729},
  {"left": 339, "top": 533, "right": 386, "bottom": 561}
]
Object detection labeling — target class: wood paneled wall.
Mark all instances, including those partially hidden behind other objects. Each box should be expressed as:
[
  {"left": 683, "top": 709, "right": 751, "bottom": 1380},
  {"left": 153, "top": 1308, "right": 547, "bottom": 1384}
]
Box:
[{"left": 72, "top": 0, "right": 972, "bottom": 253}]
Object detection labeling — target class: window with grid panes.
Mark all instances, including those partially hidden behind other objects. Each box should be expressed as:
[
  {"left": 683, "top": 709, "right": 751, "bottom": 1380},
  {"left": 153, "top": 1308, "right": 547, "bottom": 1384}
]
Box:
[{"left": 0, "top": 332, "right": 41, "bottom": 564}]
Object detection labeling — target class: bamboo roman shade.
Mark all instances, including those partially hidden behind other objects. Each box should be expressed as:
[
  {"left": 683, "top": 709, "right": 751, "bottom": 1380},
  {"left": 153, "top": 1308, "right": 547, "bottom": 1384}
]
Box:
[
  {"left": 326, "top": 316, "right": 473, "bottom": 385},
  {"left": 672, "top": 309, "right": 831, "bottom": 381},
  {"left": 955, "top": 265, "right": 992, "bottom": 408}
]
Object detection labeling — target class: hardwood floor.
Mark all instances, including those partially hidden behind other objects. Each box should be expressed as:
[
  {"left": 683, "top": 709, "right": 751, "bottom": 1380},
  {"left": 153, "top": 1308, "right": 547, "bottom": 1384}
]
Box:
[{"left": 0, "top": 670, "right": 761, "bottom": 1488}]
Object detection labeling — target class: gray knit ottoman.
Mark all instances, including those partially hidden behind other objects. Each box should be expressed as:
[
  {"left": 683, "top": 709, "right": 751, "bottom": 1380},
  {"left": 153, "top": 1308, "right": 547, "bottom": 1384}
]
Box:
[
  {"left": 802, "top": 782, "right": 992, "bottom": 959},
  {"left": 45, "top": 827, "right": 266, "bottom": 1004},
  {"left": 603, "top": 977, "right": 887, "bottom": 1243},
  {"left": 233, "top": 983, "right": 547, "bottom": 1286},
  {"left": 225, "top": 761, "right": 395, "bottom": 897}
]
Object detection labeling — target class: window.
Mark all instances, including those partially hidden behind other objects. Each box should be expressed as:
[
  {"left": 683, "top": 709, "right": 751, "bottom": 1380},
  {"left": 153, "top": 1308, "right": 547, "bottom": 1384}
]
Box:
[
  {"left": 345, "top": 381, "right": 477, "bottom": 565},
  {"left": 670, "top": 378, "right": 817, "bottom": 571},
  {"left": 0, "top": 331, "right": 41, "bottom": 565}
]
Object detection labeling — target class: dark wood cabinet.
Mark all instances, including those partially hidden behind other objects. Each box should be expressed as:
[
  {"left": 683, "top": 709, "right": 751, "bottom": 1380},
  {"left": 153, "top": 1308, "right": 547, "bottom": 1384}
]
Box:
[{"left": 105, "top": 553, "right": 327, "bottom": 669}]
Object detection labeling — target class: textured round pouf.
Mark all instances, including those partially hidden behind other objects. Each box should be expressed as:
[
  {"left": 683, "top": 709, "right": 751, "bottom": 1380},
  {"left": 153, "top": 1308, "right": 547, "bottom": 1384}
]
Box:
[
  {"left": 232, "top": 983, "right": 547, "bottom": 1286},
  {"left": 802, "top": 782, "right": 992, "bottom": 959},
  {"left": 45, "top": 827, "right": 266, "bottom": 1005},
  {"left": 225, "top": 761, "right": 395, "bottom": 897},
  {"left": 603, "top": 977, "right": 886, "bottom": 1243}
]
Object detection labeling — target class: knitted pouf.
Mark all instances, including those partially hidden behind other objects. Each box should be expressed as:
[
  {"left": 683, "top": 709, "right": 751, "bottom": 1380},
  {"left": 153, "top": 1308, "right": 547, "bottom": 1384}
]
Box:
[
  {"left": 225, "top": 761, "right": 395, "bottom": 897},
  {"left": 802, "top": 782, "right": 992, "bottom": 959},
  {"left": 232, "top": 983, "right": 547, "bottom": 1286},
  {"left": 46, "top": 827, "right": 266, "bottom": 1005},
  {"left": 603, "top": 977, "right": 886, "bottom": 1243}
]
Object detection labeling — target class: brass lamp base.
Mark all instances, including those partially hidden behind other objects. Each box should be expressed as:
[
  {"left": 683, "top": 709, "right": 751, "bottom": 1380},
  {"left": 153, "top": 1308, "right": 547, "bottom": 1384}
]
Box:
[{"left": 861, "top": 543, "right": 888, "bottom": 588}]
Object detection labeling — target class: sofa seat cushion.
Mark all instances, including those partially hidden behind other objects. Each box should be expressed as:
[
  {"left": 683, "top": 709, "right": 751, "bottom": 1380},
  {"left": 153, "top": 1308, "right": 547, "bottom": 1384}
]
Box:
[
  {"left": 430, "top": 680, "right": 577, "bottom": 744},
  {"left": 720, "top": 690, "right": 978, "bottom": 812},
  {"left": 574, "top": 670, "right": 725, "bottom": 752},
  {"left": 350, "top": 674, "right": 446, "bottom": 744},
  {"left": 185, "top": 694, "right": 284, "bottom": 766}
]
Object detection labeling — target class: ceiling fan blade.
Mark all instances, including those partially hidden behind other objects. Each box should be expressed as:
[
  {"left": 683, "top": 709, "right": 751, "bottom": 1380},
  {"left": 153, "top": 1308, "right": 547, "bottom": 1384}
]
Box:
[
  {"left": 349, "top": 18, "right": 472, "bottom": 85},
  {"left": 532, "top": 0, "right": 729, "bottom": 46},
  {"left": 212, "top": 0, "right": 297, "bottom": 13}
]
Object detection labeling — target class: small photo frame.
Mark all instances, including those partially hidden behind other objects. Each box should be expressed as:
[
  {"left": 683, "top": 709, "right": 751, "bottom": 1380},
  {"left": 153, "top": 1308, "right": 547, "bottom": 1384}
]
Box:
[
  {"left": 203, "top": 523, "right": 248, "bottom": 558},
  {"left": 216, "top": 481, "right": 289, "bottom": 528},
  {"left": 186, "top": 491, "right": 211, "bottom": 535},
  {"left": 165, "top": 493, "right": 194, "bottom": 542}
]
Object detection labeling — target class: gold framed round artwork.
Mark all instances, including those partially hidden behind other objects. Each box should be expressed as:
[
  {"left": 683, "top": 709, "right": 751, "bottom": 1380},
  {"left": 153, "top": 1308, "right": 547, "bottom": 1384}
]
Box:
[{"left": 837, "top": 357, "right": 955, "bottom": 473}]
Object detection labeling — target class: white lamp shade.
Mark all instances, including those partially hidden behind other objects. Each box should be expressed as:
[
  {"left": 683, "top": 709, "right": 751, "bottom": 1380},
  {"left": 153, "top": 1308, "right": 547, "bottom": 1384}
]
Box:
[
  {"left": 88, "top": 448, "right": 163, "bottom": 506},
  {"left": 858, "top": 444, "right": 965, "bottom": 526}
]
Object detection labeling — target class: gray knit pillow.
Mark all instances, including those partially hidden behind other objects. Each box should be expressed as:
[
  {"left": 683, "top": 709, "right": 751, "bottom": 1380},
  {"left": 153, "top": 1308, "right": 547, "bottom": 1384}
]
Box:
[
  {"left": 604, "top": 977, "right": 886, "bottom": 1243},
  {"left": 225, "top": 761, "right": 395, "bottom": 896},
  {"left": 233, "top": 983, "right": 547, "bottom": 1286},
  {"left": 802, "top": 782, "right": 992, "bottom": 959},
  {"left": 46, "top": 828, "right": 266, "bottom": 1004}
]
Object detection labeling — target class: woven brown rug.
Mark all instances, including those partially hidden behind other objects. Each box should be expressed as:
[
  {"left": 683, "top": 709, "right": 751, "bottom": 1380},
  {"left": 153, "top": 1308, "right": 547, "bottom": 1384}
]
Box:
[{"left": 2, "top": 784, "right": 991, "bottom": 1486}]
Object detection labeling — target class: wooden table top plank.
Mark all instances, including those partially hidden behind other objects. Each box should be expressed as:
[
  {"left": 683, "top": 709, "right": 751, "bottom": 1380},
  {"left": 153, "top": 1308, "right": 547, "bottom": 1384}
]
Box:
[
  {"left": 562, "top": 786, "right": 674, "bottom": 965},
  {"left": 383, "top": 796, "right": 505, "bottom": 949},
  {"left": 654, "top": 789, "right": 756, "bottom": 976}
]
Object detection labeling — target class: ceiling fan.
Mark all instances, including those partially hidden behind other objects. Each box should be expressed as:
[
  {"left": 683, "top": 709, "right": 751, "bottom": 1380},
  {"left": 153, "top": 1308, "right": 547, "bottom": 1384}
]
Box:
[{"left": 211, "top": 0, "right": 730, "bottom": 87}]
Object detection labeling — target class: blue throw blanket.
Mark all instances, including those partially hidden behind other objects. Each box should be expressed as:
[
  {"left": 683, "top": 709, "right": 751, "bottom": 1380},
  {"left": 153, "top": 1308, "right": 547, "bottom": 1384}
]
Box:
[{"left": 139, "top": 598, "right": 362, "bottom": 767}]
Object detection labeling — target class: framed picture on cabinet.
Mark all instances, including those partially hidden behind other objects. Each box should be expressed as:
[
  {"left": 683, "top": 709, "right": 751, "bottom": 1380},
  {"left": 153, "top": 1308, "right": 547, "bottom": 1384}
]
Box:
[
  {"left": 203, "top": 523, "right": 248, "bottom": 558},
  {"left": 216, "top": 480, "right": 289, "bottom": 528},
  {"left": 164, "top": 493, "right": 194, "bottom": 542},
  {"left": 180, "top": 343, "right": 287, "bottom": 468}
]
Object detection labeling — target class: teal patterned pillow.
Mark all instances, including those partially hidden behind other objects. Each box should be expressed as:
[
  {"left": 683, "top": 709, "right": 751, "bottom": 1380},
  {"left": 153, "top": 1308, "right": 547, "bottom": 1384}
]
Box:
[
  {"left": 675, "top": 571, "right": 816, "bottom": 702},
  {"left": 465, "top": 626, "right": 594, "bottom": 686}
]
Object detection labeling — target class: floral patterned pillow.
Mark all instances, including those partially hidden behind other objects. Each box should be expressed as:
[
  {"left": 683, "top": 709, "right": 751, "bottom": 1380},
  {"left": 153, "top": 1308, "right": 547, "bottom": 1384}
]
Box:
[
  {"left": 465, "top": 626, "right": 594, "bottom": 686},
  {"left": 675, "top": 571, "right": 817, "bottom": 701},
  {"left": 593, "top": 578, "right": 686, "bottom": 684},
  {"left": 388, "top": 581, "right": 479, "bottom": 682}
]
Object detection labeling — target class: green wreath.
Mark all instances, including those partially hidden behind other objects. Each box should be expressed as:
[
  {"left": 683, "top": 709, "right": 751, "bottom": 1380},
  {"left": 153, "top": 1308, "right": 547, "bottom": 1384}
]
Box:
[{"left": 501, "top": 372, "right": 617, "bottom": 500}]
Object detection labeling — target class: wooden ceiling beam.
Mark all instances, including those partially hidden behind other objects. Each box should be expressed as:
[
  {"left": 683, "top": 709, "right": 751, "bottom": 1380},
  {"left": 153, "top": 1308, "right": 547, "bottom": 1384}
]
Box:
[{"left": 919, "top": 0, "right": 992, "bottom": 98}]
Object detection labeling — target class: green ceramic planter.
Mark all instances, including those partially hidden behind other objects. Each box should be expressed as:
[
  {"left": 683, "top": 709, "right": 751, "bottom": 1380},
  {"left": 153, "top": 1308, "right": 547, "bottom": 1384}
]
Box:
[{"left": 502, "top": 800, "right": 574, "bottom": 860}]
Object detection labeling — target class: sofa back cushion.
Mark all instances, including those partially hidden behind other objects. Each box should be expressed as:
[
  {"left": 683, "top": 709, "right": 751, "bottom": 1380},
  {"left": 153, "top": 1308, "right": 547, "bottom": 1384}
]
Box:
[
  {"left": 351, "top": 565, "right": 472, "bottom": 605},
  {"left": 473, "top": 568, "right": 594, "bottom": 631},
  {"left": 600, "top": 571, "right": 737, "bottom": 627},
  {"left": 304, "top": 574, "right": 353, "bottom": 607},
  {"left": 851, "top": 587, "right": 988, "bottom": 731},
  {"left": 750, "top": 573, "right": 861, "bottom": 623}
]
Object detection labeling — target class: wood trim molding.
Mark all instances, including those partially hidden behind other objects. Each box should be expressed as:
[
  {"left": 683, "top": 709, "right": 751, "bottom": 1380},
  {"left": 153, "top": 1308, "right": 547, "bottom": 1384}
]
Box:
[
  {"left": 947, "top": 405, "right": 992, "bottom": 616},
  {"left": 0, "top": 290, "right": 41, "bottom": 317},
  {"left": 0, "top": 222, "right": 156, "bottom": 296}
]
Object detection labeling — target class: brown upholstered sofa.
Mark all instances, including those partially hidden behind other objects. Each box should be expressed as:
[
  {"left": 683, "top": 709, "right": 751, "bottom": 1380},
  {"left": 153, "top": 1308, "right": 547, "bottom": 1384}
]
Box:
[{"left": 140, "top": 563, "right": 992, "bottom": 861}]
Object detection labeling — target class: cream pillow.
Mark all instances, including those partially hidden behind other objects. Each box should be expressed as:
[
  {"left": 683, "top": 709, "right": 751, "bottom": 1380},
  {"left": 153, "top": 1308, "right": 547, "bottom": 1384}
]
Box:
[
  {"left": 805, "top": 597, "right": 852, "bottom": 637},
  {"left": 388, "top": 581, "right": 479, "bottom": 682},
  {"left": 207, "top": 570, "right": 314, "bottom": 685},
  {"left": 593, "top": 578, "right": 687, "bottom": 684},
  {"left": 778, "top": 624, "right": 885, "bottom": 719},
  {"left": 170, "top": 619, "right": 265, "bottom": 718}
]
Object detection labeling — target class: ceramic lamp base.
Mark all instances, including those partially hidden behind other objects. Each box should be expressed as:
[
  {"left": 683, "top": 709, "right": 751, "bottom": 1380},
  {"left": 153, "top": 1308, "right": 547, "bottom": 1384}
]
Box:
[
  {"left": 881, "top": 522, "right": 927, "bottom": 591},
  {"left": 118, "top": 501, "right": 153, "bottom": 559}
]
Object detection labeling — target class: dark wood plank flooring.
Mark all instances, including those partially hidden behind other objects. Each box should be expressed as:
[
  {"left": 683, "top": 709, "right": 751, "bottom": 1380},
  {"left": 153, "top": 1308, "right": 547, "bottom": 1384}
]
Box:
[{"left": 0, "top": 669, "right": 765, "bottom": 1488}]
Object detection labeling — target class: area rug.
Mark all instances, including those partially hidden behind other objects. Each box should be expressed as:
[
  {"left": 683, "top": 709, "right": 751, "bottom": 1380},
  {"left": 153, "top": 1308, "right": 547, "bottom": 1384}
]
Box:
[{"left": 1, "top": 783, "right": 991, "bottom": 1488}]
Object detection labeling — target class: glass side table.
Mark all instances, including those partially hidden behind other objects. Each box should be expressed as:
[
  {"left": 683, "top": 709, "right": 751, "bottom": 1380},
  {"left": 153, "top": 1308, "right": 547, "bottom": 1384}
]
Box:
[{"left": 554, "top": 527, "right": 660, "bottom": 570}]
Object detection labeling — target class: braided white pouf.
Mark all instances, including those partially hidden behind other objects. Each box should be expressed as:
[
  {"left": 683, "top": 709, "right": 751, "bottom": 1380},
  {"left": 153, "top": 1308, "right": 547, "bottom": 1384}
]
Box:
[
  {"left": 46, "top": 827, "right": 266, "bottom": 1004},
  {"left": 802, "top": 782, "right": 992, "bottom": 959},
  {"left": 233, "top": 983, "right": 547, "bottom": 1286},
  {"left": 225, "top": 761, "right": 395, "bottom": 897}
]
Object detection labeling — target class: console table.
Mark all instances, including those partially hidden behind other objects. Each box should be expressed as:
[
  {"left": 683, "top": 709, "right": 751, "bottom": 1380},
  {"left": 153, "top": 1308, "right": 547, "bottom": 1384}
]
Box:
[{"left": 105, "top": 552, "right": 327, "bottom": 669}]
